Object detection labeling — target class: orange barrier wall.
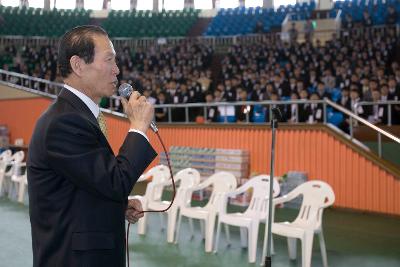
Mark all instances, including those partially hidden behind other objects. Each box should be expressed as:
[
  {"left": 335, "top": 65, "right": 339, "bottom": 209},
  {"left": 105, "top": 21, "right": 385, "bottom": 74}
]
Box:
[
  {"left": 1, "top": 98, "right": 399, "bottom": 216},
  {"left": 0, "top": 98, "right": 53, "bottom": 143}
]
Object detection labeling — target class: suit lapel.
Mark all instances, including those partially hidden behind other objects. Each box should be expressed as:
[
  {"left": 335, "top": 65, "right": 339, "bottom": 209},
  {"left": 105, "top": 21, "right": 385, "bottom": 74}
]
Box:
[{"left": 58, "top": 88, "right": 115, "bottom": 155}]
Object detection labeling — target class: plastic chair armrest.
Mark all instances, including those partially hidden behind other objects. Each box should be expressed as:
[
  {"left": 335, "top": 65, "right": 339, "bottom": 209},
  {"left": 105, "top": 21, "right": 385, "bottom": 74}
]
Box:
[
  {"left": 137, "top": 174, "right": 148, "bottom": 182},
  {"left": 153, "top": 179, "right": 173, "bottom": 188},
  {"left": 189, "top": 180, "right": 211, "bottom": 192},
  {"left": 273, "top": 193, "right": 296, "bottom": 205},
  {"left": 225, "top": 183, "right": 250, "bottom": 197}
]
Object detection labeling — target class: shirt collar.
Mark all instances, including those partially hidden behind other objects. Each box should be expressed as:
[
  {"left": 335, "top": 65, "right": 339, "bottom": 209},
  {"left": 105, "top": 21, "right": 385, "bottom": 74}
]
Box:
[{"left": 64, "top": 84, "right": 100, "bottom": 118}]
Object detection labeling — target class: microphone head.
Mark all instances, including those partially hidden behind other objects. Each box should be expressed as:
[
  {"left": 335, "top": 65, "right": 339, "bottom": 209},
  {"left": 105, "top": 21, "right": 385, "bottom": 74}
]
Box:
[{"left": 118, "top": 83, "right": 133, "bottom": 98}]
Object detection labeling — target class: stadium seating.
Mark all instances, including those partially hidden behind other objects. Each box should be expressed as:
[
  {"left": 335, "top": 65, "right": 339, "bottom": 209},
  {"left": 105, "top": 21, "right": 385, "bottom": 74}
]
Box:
[
  {"left": 0, "top": 6, "right": 90, "bottom": 37},
  {"left": 332, "top": 0, "right": 400, "bottom": 25},
  {"left": 204, "top": 2, "right": 316, "bottom": 36},
  {"left": 0, "top": 6, "right": 198, "bottom": 38},
  {"left": 102, "top": 9, "right": 200, "bottom": 38}
]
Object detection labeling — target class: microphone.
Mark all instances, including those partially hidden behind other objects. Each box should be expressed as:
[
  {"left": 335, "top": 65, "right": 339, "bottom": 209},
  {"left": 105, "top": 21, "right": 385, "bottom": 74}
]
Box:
[
  {"left": 271, "top": 107, "right": 282, "bottom": 121},
  {"left": 118, "top": 83, "right": 158, "bottom": 133}
]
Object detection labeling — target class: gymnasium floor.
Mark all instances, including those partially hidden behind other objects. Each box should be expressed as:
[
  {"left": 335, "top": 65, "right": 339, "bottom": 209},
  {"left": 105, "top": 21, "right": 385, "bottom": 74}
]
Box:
[{"left": 0, "top": 196, "right": 399, "bottom": 267}]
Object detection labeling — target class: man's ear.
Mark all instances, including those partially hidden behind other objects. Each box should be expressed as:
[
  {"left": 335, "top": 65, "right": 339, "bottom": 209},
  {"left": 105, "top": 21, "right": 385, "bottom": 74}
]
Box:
[{"left": 69, "top": 55, "right": 86, "bottom": 77}]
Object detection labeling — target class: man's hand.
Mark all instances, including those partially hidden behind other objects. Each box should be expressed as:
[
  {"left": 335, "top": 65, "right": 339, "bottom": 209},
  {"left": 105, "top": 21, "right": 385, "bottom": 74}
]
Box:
[
  {"left": 125, "top": 199, "right": 144, "bottom": 224},
  {"left": 121, "top": 91, "right": 154, "bottom": 133}
]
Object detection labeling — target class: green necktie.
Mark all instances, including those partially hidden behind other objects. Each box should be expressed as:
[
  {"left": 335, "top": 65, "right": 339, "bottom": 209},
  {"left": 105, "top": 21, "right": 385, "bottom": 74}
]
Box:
[{"left": 97, "top": 111, "right": 108, "bottom": 138}]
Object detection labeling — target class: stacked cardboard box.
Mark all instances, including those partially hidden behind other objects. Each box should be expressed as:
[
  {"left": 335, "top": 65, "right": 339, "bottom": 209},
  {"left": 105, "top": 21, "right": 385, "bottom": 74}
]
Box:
[
  {"left": 159, "top": 146, "right": 250, "bottom": 204},
  {"left": 0, "top": 125, "right": 9, "bottom": 148}
]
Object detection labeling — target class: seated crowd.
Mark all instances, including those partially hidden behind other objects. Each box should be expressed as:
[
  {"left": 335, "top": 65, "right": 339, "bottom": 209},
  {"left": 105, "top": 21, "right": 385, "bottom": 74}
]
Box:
[
  {"left": 0, "top": 28, "right": 399, "bottom": 126},
  {"left": 215, "top": 28, "right": 400, "bottom": 125}
]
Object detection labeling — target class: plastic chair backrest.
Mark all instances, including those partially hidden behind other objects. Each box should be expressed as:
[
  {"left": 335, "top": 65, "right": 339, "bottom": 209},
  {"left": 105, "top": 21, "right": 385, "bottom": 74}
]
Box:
[
  {"left": 173, "top": 168, "right": 201, "bottom": 207},
  {"left": 203, "top": 171, "right": 237, "bottom": 211},
  {"left": 0, "top": 150, "right": 12, "bottom": 161},
  {"left": 144, "top": 165, "right": 170, "bottom": 201},
  {"left": 6, "top": 151, "right": 25, "bottom": 176},
  {"left": 11, "top": 151, "right": 24, "bottom": 163},
  {"left": 175, "top": 168, "right": 201, "bottom": 189},
  {"left": 291, "top": 180, "right": 335, "bottom": 229},
  {"left": 242, "top": 175, "right": 280, "bottom": 219},
  {"left": 0, "top": 150, "right": 12, "bottom": 171}
]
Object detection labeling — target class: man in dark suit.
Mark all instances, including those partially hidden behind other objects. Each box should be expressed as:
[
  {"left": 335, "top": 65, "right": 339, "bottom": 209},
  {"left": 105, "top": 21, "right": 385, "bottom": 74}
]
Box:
[{"left": 27, "top": 26, "right": 157, "bottom": 267}]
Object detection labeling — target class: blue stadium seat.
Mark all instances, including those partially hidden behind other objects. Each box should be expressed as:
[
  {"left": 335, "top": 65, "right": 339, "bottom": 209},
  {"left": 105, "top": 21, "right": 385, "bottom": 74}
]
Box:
[
  {"left": 330, "top": 89, "right": 342, "bottom": 103},
  {"left": 204, "top": 2, "right": 316, "bottom": 36},
  {"left": 327, "top": 112, "right": 344, "bottom": 126},
  {"left": 252, "top": 105, "right": 266, "bottom": 123},
  {"left": 217, "top": 116, "right": 237, "bottom": 123}
]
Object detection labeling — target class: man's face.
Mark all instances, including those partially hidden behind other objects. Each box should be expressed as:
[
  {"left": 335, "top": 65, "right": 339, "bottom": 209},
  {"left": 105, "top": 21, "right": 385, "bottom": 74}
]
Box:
[
  {"left": 205, "top": 94, "right": 213, "bottom": 103},
  {"left": 372, "top": 91, "right": 381, "bottom": 101},
  {"left": 350, "top": 91, "right": 359, "bottom": 100},
  {"left": 300, "top": 90, "right": 308, "bottom": 99},
  {"left": 240, "top": 90, "right": 247, "bottom": 100},
  {"left": 81, "top": 34, "right": 119, "bottom": 102},
  {"left": 381, "top": 86, "right": 389, "bottom": 95},
  {"left": 158, "top": 93, "right": 165, "bottom": 101}
]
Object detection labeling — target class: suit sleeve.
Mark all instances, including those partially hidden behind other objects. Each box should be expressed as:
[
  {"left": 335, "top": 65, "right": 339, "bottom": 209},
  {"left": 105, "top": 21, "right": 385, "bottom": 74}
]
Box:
[{"left": 45, "top": 113, "right": 157, "bottom": 202}]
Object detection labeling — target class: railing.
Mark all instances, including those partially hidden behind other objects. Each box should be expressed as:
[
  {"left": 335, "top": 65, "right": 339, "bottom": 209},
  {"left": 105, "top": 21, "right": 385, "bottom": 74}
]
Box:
[
  {"left": 1, "top": 69, "right": 399, "bottom": 159},
  {"left": 0, "top": 24, "right": 397, "bottom": 50},
  {"left": 0, "top": 35, "right": 60, "bottom": 47},
  {"left": 0, "top": 69, "right": 63, "bottom": 99},
  {"left": 355, "top": 101, "right": 400, "bottom": 126},
  {"left": 0, "top": 32, "right": 283, "bottom": 50},
  {"left": 327, "top": 99, "right": 400, "bottom": 157},
  {"left": 130, "top": 99, "right": 327, "bottom": 123}
]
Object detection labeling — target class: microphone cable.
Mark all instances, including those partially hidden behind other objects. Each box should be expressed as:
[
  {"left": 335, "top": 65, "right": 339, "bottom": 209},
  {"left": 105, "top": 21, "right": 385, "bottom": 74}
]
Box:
[{"left": 126, "top": 129, "right": 176, "bottom": 267}]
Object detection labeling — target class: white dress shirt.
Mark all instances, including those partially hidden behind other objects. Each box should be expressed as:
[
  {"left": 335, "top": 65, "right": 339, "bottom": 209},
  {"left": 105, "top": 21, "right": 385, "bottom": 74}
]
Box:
[{"left": 64, "top": 84, "right": 149, "bottom": 142}]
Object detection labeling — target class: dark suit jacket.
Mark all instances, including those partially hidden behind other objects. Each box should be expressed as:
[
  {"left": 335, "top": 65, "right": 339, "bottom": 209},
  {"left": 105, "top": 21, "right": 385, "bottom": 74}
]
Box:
[
  {"left": 298, "top": 102, "right": 310, "bottom": 123},
  {"left": 27, "top": 89, "right": 157, "bottom": 267},
  {"left": 365, "top": 104, "right": 388, "bottom": 125}
]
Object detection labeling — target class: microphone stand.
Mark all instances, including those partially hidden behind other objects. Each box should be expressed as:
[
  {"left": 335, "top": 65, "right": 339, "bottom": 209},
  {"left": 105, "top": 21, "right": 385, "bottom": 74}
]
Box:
[{"left": 263, "top": 107, "right": 281, "bottom": 267}]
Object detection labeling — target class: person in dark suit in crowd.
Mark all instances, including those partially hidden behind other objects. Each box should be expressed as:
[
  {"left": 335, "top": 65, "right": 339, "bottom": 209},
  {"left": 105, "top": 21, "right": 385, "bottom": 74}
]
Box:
[
  {"left": 307, "top": 93, "right": 324, "bottom": 123},
  {"left": 366, "top": 89, "right": 388, "bottom": 124},
  {"left": 298, "top": 89, "right": 310, "bottom": 122},
  {"left": 362, "top": 10, "right": 373, "bottom": 27},
  {"left": 27, "top": 25, "right": 157, "bottom": 267},
  {"left": 155, "top": 91, "right": 169, "bottom": 122},
  {"left": 387, "top": 5, "right": 398, "bottom": 25},
  {"left": 204, "top": 91, "right": 219, "bottom": 122},
  {"left": 339, "top": 87, "right": 351, "bottom": 109},
  {"left": 264, "top": 92, "right": 285, "bottom": 122},
  {"left": 316, "top": 81, "right": 330, "bottom": 100},
  {"left": 388, "top": 77, "right": 400, "bottom": 124},
  {"left": 172, "top": 83, "right": 192, "bottom": 122},
  {"left": 254, "top": 20, "right": 264, "bottom": 34},
  {"left": 273, "top": 74, "right": 291, "bottom": 98},
  {"left": 342, "top": 13, "right": 354, "bottom": 30},
  {"left": 285, "top": 91, "right": 300, "bottom": 123},
  {"left": 235, "top": 88, "right": 253, "bottom": 122}
]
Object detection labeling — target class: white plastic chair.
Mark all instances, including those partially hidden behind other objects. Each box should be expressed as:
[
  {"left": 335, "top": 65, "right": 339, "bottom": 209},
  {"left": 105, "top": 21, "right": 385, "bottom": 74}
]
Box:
[
  {"left": 18, "top": 173, "right": 28, "bottom": 204},
  {"left": 0, "top": 149, "right": 12, "bottom": 162},
  {"left": 146, "top": 168, "right": 201, "bottom": 243},
  {"left": 270, "top": 180, "right": 335, "bottom": 267},
  {"left": 129, "top": 165, "right": 171, "bottom": 235},
  {"left": 0, "top": 149, "right": 12, "bottom": 196},
  {"left": 1, "top": 151, "right": 24, "bottom": 197},
  {"left": 9, "top": 162, "right": 27, "bottom": 202},
  {"left": 175, "top": 171, "right": 237, "bottom": 252},
  {"left": 214, "top": 175, "right": 280, "bottom": 263}
]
